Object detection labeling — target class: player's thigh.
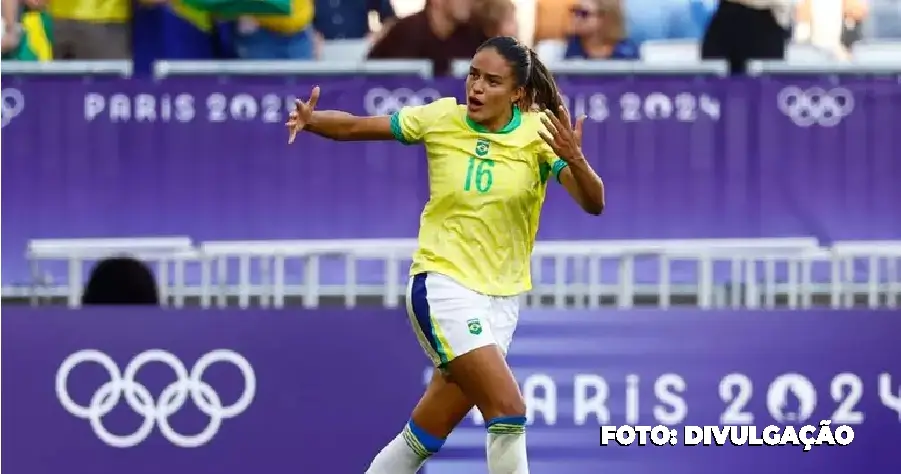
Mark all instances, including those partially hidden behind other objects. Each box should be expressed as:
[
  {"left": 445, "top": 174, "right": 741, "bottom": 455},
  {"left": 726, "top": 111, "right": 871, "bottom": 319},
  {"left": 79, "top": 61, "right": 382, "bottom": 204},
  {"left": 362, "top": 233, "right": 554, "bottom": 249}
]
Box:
[
  {"left": 448, "top": 296, "right": 524, "bottom": 420},
  {"left": 410, "top": 370, "right": 473, "bottom": 438},
  {"left": 445, "top": 346, "right": 524, "bottom": 421},
  {"left": 405, "top": 272, "right": 497, "bottom": 368}
]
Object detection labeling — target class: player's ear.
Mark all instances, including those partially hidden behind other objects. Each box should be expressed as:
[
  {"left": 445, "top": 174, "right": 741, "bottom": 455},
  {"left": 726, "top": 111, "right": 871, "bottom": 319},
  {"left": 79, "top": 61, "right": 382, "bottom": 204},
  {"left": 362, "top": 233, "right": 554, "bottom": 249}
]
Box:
[{"left": 511, "top": 85, "right": 525, "bottom": 105}]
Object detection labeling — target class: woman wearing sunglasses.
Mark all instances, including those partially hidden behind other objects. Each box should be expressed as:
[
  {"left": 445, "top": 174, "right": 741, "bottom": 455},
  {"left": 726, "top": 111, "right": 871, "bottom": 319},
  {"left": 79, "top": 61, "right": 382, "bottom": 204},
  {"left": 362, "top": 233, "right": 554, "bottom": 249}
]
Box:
[{"left": 564, "top": 0, "right": 639, "bottom": 59}]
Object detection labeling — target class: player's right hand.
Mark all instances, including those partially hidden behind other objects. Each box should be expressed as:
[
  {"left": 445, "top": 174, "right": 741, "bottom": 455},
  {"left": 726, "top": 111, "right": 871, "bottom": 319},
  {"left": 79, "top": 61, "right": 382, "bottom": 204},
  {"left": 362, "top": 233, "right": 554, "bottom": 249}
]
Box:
[{"left": 286, "top": 86, "right": 320, "bottom": 144}]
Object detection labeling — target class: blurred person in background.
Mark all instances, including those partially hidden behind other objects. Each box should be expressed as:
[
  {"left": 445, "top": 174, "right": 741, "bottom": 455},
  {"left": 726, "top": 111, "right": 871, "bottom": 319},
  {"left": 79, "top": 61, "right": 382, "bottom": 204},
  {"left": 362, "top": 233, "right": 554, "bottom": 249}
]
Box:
[
  {"left": 535, "top": 0, "right": 703, "bottom": 46},
  {"left": 235, "top": 0, "right": 316, "bottom": 59},
  {"left": 2, "top": 0, "right": 52, "bottom": 61},
  {"left": 133, "top": 0, "right": 230, "bottom": 75},
  {"left": 869, "top": 0, "right": 901, "bottom": 39},
  {"left": 701, "top": 0, "right": 792, "bottom": 74},
  {"left": 81, "top": 256, "right": 160, "bottom": 305},
  {"left": 624, "top": 0, "right": 705, "bottom": 44},
  {"left": 689, "top": 0, "right": 718, "bottom": 31},
  {"left": 476, "top": 0, "right": 519, "bottom": 38},
  {"left": 533, "top": 0, "right": 577, "bottom": 44},
  {"left": 565, "top": 0, "right": 639, "bottom": 59},
  {"left": 794, "top": 0, "right": 869, "bottom": 60},
  {"left": 314, "top": 0, "right": 397, "bottom": 40},
  {"left": 368, "top": 0, "right": 486, "bottom": 75},
  {"left": 48, "top": 0, "right": 130, "bottom": 59}
]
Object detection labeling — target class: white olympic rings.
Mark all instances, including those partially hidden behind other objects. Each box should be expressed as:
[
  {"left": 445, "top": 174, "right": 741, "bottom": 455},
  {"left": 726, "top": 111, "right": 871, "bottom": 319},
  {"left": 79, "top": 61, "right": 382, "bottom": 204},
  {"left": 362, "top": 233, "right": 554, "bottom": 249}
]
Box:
[
  {"left": 777, "top": 86, "right": 854, "bottom": 127},
  {"left": 1, "top": 88, "right": 25, "bottom": 128},
  {"left": 56, "top": 349, "right": 256, "bottom": 448},
  {"left": 364, "top": 87, "right": 442, "bottom": 116}
]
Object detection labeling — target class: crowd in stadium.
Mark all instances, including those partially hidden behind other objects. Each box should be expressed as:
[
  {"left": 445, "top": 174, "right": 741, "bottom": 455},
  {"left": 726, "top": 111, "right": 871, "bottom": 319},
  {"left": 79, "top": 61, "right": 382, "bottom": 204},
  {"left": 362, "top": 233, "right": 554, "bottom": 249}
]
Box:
[{"left": 2, "top": 0, "right": 899, "bottom": 72}]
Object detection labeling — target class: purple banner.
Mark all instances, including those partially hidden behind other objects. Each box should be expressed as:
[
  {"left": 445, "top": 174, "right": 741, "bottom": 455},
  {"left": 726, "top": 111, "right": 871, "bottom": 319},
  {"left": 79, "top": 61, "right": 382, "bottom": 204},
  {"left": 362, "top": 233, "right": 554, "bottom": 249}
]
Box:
[
  {"left": 2, "top": 308, "right": 900, "bottom": 473},
  {"left": 2, "top": 74, "right": 901, "bottom": 285}
]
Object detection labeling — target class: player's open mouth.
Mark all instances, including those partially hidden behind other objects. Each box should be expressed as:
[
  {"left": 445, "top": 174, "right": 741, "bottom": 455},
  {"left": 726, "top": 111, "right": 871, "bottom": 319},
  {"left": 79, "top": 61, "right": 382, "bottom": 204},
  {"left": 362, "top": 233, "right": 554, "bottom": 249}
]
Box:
[{"left": 468, "top": 96, "right": 484, "bottom": 110}]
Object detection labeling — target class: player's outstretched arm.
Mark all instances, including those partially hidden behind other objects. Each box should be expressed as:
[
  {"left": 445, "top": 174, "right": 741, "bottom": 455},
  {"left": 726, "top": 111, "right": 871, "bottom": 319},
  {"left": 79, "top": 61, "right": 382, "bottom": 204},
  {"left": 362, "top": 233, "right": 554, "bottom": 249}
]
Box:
[
  {"left": 305, "top": 111, "right": 395, "bottom": 141},
  {"left": 286, "top": 86, "right": 395, "bottom": 143}
]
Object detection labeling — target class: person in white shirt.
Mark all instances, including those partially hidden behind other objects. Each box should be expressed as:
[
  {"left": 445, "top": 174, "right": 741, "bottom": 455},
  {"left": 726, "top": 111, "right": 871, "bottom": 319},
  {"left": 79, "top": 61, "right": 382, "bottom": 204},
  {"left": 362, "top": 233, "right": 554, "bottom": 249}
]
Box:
[
  {"left": 701, "top": 0, "right": 793, "bottom": 74},
  {"left": 795, "top": 0, "right": 869, "bottom": 60}
]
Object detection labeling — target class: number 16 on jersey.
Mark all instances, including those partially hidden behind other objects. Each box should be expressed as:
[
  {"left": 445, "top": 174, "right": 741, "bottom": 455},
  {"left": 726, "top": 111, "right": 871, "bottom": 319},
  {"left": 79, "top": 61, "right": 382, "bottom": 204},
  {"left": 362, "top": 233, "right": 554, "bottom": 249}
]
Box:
[{"left": 464, "top": 157, "right": 495, "bottom": 193}]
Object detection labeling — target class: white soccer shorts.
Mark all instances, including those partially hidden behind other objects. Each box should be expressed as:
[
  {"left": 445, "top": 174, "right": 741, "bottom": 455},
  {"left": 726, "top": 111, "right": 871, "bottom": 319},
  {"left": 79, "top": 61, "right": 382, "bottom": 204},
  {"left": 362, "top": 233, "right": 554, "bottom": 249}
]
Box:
[{"left": 405, "top": 272, "right": 520, "bottom": 368}]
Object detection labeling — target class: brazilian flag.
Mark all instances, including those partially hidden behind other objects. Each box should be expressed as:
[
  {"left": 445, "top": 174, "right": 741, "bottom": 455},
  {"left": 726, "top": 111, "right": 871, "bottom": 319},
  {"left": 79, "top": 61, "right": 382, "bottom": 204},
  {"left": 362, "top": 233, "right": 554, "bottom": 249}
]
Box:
[
  {"left": 133, "top": 0, "right": 238, "bottom": 75},
  {"left": 2, "top": 8, "right": 53, "bottom": 61}
]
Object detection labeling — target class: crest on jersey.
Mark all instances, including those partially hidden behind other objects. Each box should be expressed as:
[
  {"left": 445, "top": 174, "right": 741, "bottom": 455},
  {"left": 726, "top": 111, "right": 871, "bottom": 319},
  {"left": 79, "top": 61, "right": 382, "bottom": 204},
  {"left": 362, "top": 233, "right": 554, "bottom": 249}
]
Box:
[
  {"left": 539, "top": 162, "right": 552, "bottom": 184},
  {"left": 474, "top": 138, "right": 490, "bottom": 157},
  {"left": 467, "top": 318, "right": 483, "bottom": 335}
]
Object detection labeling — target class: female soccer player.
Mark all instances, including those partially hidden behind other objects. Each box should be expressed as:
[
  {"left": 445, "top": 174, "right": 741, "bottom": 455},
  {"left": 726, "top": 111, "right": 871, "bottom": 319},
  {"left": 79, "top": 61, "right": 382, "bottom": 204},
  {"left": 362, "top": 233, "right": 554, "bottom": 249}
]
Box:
[{"left": 287, "top": 36, "right": 605, "bottom": 474}]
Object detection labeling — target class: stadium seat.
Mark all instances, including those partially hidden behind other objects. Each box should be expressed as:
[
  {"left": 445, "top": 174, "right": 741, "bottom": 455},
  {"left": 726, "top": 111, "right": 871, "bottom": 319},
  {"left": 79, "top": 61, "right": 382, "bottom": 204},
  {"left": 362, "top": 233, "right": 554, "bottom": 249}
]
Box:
[
  {"left": 639, "top": 40, "right": 700, "bottom": 63},
  {"left": 321, "top": 39, "right": 370, "bottom": 61},
  {"left": 853, "top": 40, "right": 901, "bottom": 62},
  {"left": 534, "top": 39, "right": 567, "bottom": 62},
  {"left": 868, "top": 0, "right": 901, "bottom": 39}
]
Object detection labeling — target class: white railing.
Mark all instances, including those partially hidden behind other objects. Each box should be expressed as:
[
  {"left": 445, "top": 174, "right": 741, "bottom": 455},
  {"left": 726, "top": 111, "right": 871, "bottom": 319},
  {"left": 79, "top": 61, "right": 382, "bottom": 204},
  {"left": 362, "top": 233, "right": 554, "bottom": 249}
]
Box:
[
  {"left": 6, "top": 237, "right": 901, "bottom": 309},
  {"left": 24, "top": 237, "right": 196, "bottom": 307}
]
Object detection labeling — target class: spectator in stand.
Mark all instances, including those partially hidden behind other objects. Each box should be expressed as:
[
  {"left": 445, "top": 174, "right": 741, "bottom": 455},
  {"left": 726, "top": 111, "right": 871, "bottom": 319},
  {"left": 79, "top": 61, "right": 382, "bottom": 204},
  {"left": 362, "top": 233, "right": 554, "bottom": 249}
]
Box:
[
  {"left": 368, "top": 0, "right": 485, "bottom": 76},
  {"left": 132, "top": 1, "right": 228, "bottom": 75},
  {"left": 235, "top": 0, "right": 316, "bottom": 59},
  {"left": 702, "top": 0, "right": 792, "bottom": 74},
  {"left": 476, "top": 0, "right": 519, "bottom": 38},
  {"left": 81, "top": 256, "right": 160, "bottom": 306},
  {"left": 689, "top": 0, "right": 718, "bottom": 32},
  {"left": 1, "top": 0, "right": 18, "bottom": 55},
  {"left": 794, "top": 0, "right": 869, "bottom": 60},
  {"left": 48, "top": 0, "right": 131, "bottom": 59},
  {"left": 625, "top": 0, "right": 704, "bottom": 44},
  {"left": 565, "top": 0, "right": 639, "bottom": 59},
  {"left": 534, "top": 0, "right": 578, "bottom": 44},
  {"left": 314, "top": 0, "right": 397, "bottom": 40},
  {"left": 2, "top": 0, "right": 53, "bottom": 61},
  {"left": 534, "top": 0, "right": 703, "bottom": 46}
]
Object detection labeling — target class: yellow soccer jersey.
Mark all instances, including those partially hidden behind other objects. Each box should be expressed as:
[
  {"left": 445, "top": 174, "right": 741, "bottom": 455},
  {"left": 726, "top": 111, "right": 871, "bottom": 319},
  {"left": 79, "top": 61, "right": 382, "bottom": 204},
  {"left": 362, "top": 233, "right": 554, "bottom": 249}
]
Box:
[{"left": 390, "top": 97, "right": 568, "bottom": 296}]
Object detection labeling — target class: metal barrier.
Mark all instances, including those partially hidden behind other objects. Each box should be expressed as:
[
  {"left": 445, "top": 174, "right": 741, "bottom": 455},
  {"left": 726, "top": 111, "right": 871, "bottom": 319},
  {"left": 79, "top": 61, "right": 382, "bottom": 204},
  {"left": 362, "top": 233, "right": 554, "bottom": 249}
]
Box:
[
  {"left": 11, "top": 237, "right": 901, "bottom": 309},
  {"left": 25, "top": 237, "right": 196, "bottom": 307}
]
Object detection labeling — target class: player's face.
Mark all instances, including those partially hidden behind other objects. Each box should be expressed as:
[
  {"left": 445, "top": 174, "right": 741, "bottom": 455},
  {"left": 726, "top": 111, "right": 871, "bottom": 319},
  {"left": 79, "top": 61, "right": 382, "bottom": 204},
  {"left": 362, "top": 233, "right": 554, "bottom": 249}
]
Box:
[{"left": 465, "top": 48, "right": 523, "bottom": 126}]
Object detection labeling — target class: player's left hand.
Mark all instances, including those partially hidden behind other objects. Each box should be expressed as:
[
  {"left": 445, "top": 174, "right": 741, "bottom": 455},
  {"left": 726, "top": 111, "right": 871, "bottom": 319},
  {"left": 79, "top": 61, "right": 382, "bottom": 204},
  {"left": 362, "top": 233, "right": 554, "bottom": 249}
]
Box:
[{"left": 538, "top": 106, "right": 586, "bottom": 164}]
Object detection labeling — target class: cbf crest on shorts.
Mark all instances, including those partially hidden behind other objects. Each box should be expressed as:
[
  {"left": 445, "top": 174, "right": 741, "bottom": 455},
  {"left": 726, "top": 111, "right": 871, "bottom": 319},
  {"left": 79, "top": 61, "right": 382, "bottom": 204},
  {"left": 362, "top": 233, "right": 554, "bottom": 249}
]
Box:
[
  {"left": 474, "top": 138, "right": 490, "bottom": 157},
  {"left": 467, "top": 318, "right": 483, "bottom": 335}
]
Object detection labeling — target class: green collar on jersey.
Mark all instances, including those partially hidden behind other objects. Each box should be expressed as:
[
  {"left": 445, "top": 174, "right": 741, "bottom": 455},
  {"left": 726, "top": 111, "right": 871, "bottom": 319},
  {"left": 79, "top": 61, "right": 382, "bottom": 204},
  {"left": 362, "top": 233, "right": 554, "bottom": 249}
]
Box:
[{"left": 465, "top": 105, "right": 522, "bottom": 134}]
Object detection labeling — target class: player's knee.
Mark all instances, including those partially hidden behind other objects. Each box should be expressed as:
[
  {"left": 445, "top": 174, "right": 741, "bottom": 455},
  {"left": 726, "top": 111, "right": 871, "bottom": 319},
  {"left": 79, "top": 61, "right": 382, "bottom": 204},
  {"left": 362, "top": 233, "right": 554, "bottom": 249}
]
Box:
[{"left": 484, "top": 394, "right": 527, "bottom": 422}]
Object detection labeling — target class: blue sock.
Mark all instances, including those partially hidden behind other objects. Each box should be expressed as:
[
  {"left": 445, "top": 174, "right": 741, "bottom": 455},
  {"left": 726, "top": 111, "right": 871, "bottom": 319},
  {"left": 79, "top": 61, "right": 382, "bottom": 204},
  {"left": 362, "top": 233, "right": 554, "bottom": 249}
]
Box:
[
  {"left": 402, "top": 420, "right": 446, "bottom": 459},
  {"left": 486, "top": 415, "right": 527, "bottom": 435}
]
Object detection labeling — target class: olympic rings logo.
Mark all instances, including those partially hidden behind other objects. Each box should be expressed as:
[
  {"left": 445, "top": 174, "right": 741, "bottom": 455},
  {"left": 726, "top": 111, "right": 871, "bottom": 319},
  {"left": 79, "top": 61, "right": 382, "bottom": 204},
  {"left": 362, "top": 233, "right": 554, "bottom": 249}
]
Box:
[
  {"left": 364, "top": 87, "right": 442, "bottom": 116},
  {"left": 777, "top": 86, "right": 854, "bottom": 127},
  {"left": 56, "top": 349, "right": 256, "bottom": 448},
  {"left": 1, "top": 88, "right": 25, "bottom": 128}
]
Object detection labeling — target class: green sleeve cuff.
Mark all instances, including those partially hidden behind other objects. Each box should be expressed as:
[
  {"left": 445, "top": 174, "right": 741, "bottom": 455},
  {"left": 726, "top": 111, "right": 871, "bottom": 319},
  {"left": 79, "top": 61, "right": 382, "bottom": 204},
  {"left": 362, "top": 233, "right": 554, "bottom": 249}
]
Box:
[
  {"left": 389, "top": 111, "right": 414, "bottom": 145},
  {"left": 551, "top": 159, "right": 568, "bottom": 183}
]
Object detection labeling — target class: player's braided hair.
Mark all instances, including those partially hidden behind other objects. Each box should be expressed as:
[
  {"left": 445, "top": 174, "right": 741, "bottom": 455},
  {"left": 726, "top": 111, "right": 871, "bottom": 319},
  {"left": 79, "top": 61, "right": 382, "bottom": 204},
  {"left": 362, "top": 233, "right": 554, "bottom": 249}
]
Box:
[
  {"left": 525, "top": 48, "right": 564, "bottom": 113},
  {"left": 478, "top": 36, "right": 564, "bottom": 114}
]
